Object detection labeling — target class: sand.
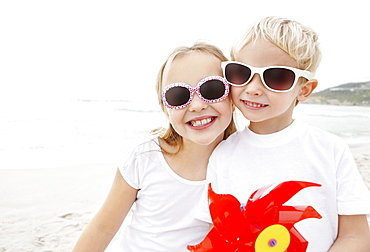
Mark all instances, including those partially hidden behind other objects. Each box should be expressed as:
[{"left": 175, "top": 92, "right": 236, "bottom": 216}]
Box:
[
  {"left": 0, "top": 144, "right": 369, "bottom": 252},
  {"left": 0, "top": 164, "right": 116, "bottom": 252}
]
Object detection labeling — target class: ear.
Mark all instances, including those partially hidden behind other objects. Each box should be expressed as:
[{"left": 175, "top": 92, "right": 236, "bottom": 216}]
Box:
[{"left": 297, "top": 79, "right": 318, "bottom": 102}]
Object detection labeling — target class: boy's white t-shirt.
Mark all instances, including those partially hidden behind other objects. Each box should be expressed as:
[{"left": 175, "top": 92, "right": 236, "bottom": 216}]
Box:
[
  {"left": 195, "top": 120, "right": 370, "bottom": 252},
  {"left": 106, "top": 139, "right": 209, "bottom": 252}
]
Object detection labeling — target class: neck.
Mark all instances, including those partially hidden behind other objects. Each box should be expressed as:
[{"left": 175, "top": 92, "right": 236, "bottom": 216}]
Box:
[
  {"left": 249, "top": 99, "right": 296, "bottom": 134},
  {"left": 249, "top": 118, "right": 294, "bottom": 135},
  {"left": 160, "top": 137, "right": 220, "bottom": 181}
]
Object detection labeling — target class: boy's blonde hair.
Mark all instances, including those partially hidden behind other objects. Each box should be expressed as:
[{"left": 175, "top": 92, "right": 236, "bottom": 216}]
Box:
[
  {"left": 153, "top": 42, "right": 237, "bottom": 154},
  {"left": 231, "top": 16, "right": 321, "bottom": 74}
]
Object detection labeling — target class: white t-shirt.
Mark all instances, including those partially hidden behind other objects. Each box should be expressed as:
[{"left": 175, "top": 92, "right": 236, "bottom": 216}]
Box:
[
  {"left": 106, "top": 138, "right": 209, "bottom": 252},
  {"left": 195, "top": 120, "right": 370, "bottom": 252}
]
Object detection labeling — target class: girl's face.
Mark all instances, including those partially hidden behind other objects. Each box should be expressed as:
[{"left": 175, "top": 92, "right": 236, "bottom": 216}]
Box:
[
  {"left": 232, "top": 38, "right": 305, "bottom": 134},
  {"left": 163, "top": 52, "right": 233, "bottom": 146}
]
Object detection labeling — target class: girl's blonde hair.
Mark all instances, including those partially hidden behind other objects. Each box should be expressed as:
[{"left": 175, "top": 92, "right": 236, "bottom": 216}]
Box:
[
  {"left": 152, "top": 42, "right": 237, "bottom": 154},
  {"left": 231, "top": 16, "right": 322, "bottom": 74}
]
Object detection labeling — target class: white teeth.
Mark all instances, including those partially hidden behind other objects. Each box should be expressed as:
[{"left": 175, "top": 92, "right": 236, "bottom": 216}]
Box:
[
  {"left": 245, "top": 101, "right": 263, "bottom": 108},
  {"left": 190, "top": 118, "right": 213, "bottom": 126}
]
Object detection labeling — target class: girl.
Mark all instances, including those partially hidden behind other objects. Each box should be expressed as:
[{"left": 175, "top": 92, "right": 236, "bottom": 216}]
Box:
[{"left": 72, "top": 42, "right": 236, "bottom": 251}]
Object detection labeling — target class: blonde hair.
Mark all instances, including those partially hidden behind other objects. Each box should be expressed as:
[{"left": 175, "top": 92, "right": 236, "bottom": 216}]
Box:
[
  {"left": 231, "top": 16, "right": 321, "bottom": 74},
  {"left": 152, "top": 42, "right": 237, "bottom": 154}
]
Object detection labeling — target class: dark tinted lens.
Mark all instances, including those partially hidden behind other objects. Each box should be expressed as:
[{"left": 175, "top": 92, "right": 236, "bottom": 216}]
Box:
[
  {"left": 199, "top": 80, "right": 225, "bottom": 100},
  {"left": 165, "top": 86, "right": 190, "bottom": 106},
  {"left": 264, "top": 68, "right": 295, "bottom": 91},
  {"left": 225, "top": 63, "right": 251, "bottom": 85}
]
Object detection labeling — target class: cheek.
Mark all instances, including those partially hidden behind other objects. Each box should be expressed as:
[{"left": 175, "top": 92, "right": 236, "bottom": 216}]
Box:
[
  {"left": 230, "top": 87, "right": 243, "bottom": 102},
  {"left": 270, "top": 92, "right": 297, "bottom": 109},
  {"left": 229, "top": 88, "right": 242, "bottom": 104},
  {"left": 214, "top": 98, "right": 233, "bottom": 118},
  {"left": 166, "top": 109, "right": 184, "bottom": 126}
]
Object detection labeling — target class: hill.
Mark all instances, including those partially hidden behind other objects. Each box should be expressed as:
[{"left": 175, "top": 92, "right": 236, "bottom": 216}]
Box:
[{"left": 305, "top": 81, "right": 370, "bottom": 106}]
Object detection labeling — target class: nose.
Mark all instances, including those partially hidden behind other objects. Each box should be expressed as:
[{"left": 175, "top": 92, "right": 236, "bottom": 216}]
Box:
[
  {"left": 187, "top": 93, "right": 208, "bottom": 112},
  {"left": 244, "top": 73, "right": 264, "bottom": 96}
]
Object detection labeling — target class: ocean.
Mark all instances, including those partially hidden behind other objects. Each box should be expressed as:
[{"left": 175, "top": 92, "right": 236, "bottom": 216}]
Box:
[{"left": 1, "top": 100, "right": 370, "bottom": 170}]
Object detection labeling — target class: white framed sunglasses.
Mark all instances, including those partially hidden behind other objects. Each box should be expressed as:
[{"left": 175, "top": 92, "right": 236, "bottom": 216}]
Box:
[{"left": 222, "top": 61, "right": 313, "bottom": 92}]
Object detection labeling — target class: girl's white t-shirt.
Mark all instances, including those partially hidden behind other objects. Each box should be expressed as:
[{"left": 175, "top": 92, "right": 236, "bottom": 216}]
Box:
[{"left": 106, "top": 138, "right": 209, "bottom": 252}]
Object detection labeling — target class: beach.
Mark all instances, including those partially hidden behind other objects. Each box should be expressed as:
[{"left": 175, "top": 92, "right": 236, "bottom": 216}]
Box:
[
  {"left": 0, "top": 143, "right": 369, "bottom": 252},
  {"left": 0, "top": 164, "right": 117, "bottom": 252},
  {"left": 1, "top": 102, "right": 370, "bottom": 251}
]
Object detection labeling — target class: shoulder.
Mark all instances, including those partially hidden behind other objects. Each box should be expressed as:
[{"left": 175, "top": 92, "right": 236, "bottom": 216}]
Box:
[
  {"left": 125, "top": 136, "right": 159, "bottom": 151},
  {"left": 120, "top": 137, "right": 160, "bottom": 162},
  {"left": 297, "top": 121, "right": 351, "bottom": 159},
  {"left": 118, "top": 138, "right": 161, "bottom": 188},
  {"left": 302, "top": 122, "right": 347, "bottom": 145},
  {"left": 212, "top": 129, "right": 245, "bottom": 156}
]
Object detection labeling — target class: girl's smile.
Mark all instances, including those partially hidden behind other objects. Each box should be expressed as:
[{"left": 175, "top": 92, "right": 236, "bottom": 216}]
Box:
[{"left": 187, "top": 116, "right": 216, "bottom": 128}]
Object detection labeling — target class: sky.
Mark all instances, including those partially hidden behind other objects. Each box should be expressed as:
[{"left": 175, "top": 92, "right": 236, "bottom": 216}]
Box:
[{"left": 1, "top": 0, "right": 370, "bottom": 106}]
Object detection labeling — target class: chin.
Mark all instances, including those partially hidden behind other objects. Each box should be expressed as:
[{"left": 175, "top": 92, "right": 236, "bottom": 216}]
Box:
[
  {"left": 194, "top": 139, "right": 215, "bottom": 146},
  {"left": 196, "top": 135, "right": 223, "bottom": 146}
]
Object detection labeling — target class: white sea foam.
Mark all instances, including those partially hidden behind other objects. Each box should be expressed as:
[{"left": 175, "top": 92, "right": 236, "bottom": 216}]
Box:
[{"left": 1, "top": 100, "right": 369, "bottom": 169}]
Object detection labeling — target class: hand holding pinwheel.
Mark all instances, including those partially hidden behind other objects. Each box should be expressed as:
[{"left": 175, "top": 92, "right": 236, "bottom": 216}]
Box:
[{"left": 188, "top": 181, "right": 322, "bottom": 252}]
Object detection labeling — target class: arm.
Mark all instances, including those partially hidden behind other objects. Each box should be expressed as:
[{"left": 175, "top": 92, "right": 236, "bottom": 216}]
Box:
[
  {"left": 72, "top": 169, "right": 138, "bottom": 252},
  {"left": 328, "top": 215, "right": 370, "bottom": 251}
]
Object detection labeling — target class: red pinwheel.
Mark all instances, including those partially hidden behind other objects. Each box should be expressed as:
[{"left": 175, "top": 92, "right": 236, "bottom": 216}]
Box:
[{"left": 188, "top": 181, "right": 322, "bottom": 252}]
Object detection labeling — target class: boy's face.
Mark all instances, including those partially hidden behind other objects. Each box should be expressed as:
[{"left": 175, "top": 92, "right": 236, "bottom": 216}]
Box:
[{"left": 231, "top": 38, "right": 306, "bottom": 134}]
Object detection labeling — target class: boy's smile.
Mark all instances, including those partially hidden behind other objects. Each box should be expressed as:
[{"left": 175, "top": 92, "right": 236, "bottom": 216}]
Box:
[{"left": 242, "top": 100, "right": 268, "bottom": 109}]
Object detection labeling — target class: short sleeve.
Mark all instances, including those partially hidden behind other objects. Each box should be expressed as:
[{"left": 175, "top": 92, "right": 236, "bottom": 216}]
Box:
[
  {"left": 118, "top": 145, "right": 141, "bottom": 190},
  {"left": 336, "top": 142, "right": 370, "bottom": 215}
]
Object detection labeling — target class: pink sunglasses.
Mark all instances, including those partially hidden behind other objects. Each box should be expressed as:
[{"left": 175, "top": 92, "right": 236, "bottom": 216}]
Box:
[{"left": 162, "top": 76, "right": 230, "bottom": 109}]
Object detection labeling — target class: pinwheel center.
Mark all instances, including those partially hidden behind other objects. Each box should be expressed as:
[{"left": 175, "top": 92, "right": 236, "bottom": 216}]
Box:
[
  {"left": 268, "top": 238, "right": 277, "bottom": 247},
  {"left": 255, "top": 224, "right": 290, "bottom": 252}
]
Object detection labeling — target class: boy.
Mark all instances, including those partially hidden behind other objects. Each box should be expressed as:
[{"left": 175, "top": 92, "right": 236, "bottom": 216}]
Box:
[{"left": 195, "top": 17, "right": 370, "bottom": 251}]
